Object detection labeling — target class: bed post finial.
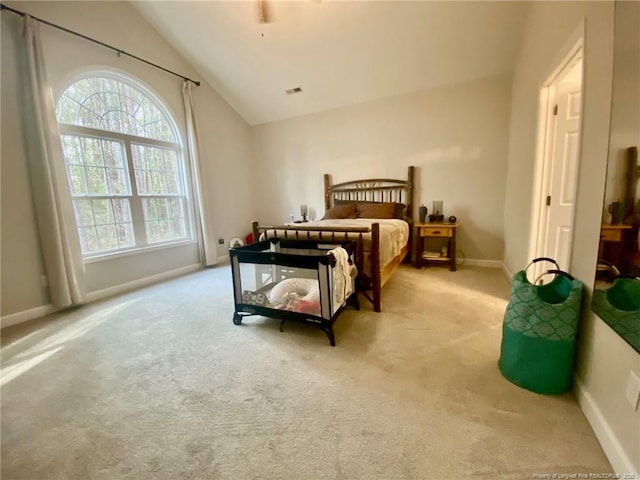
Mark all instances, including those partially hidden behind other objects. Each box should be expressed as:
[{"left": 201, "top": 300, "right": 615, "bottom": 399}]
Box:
[
  {"left": 252, "top": 221, "right": 260, "bottom": 243},
  {"left": 324, "top": 174, "right": 331, "bottom": 210}
]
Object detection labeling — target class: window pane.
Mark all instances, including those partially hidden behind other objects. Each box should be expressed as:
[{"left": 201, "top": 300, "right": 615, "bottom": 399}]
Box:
[
  {"left": 134, "top": 170, "right": 149, "bottom": 195},
  {"left": 68, "top": 166, "right": 88, "bottom": 195},
  {"left": 92, "top": 199, "right": 114, "bottom": 225},
  {"left": 116, "top": 223, "right": 135, "bottom": 247},
  {"left": 143, "top": 197, "right": 187, "bottom": 244},
  {"left": 79, "top": 227, "right": 99, "bottom": 253},
  {"left": 60, "top": 134, "right": 130, "bottom": 197},
  {"left": 81, "top": 137, "right": 104, "bottom": 166},
  {"left": 57, "top": 96, "right": 79, "bottom": 125},
  {"left": 149, "top": 149, "right": 163, "bottom": 171},
  {"left": 131, "top": 144, "right": 146, "bottom": 170},
  {"left": 86, "top": 167, "right": 108, "bottom": 195},
  {"left": 145, "top": 221, "right": 160, "bottom": 243},
  {"left": 73, "top": 199, "right": 134, "bottom": 254},
  {"left": 56, "top": 77, "right": 176, "bottom": 142},
  {"left": 171, "top": 218, "right": 186, "bottom": 238},
  {"left": 131, "top": 144, "right": 183, "bottom": 196},
  {"left": 106, "top": 168, "right": 127, "bottom": 194},
  {"left": 118, "top": 110, "right": 134, "bottom": 135},
  {"left": 61, "top": 135, "right": 83, "bottom": 164},
  {"left": 151, "top": 171, "right": 165, "bottom": 194},
  {"left": 158, "top": 220, "right": 172, "bottom": 241},
  {"left": 156, "top": 198, "right": 169, "bottom": 219},
  {"left": 103, "top": 140, "right": 125, "bottom": 168},
  {"left": 170, "top": 198, "right": 183, "bottom": 218},
  {"left": 142, "top": 198, "right": 157, "bottom": 220},
  {"left": 73, "top": 200, "right": 94, "bottom": 226},
  {"left": 164, "top": 153, "right": 178, "bottom": 172},
  {"left": 112, "top": 198, "right": 132, "bottom": 223},
  {"left": 166, "top": 172, "right": 179, "bottom": 194},
  {"left": 96, "top": 224, "right": 118, "bottom": 251}
]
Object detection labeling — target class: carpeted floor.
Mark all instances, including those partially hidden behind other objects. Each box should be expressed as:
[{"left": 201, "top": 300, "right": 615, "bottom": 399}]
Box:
[{"left": 1, "top": 264, "right": 611, "bottom": 479}]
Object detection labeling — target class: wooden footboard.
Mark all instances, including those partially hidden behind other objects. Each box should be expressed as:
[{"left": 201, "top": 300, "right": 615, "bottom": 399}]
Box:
[{"left": 252, "top": 221, "right": 395, "bottom": 312}]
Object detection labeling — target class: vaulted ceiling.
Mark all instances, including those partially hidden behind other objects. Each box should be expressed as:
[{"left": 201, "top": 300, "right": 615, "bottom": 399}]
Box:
[{"left": 133, "top": 1, "right": 528, "bottom": 126}]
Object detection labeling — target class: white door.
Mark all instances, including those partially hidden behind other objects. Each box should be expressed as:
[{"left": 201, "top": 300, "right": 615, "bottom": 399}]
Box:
[
  {"left": 543, "top": 65, "right": 582, "bottom": 272},
  {"left": 529, "top": 39, "right": 583, "bottom": 283}
]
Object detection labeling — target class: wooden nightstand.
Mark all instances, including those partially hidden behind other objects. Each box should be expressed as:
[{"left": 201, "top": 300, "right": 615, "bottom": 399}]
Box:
[
  {"left": 598, "top": 224, "right": 632, "bottom": 270},
  {"left": 415, "top": 223, "right": 458, "bottom": 271}
]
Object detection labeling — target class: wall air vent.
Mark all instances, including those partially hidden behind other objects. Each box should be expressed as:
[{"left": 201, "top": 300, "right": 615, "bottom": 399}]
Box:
[{"left": 285, "top": 87, "right": 303, "bottom": 95}]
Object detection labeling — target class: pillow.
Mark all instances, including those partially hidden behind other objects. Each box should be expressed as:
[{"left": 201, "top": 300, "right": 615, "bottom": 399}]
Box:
[
  {"left": 358, "top": 202, "right": 407, "bottom": 220},
  {"left": 391, "top": 202, "right": 408, "bottom": 219},
  {"left": 322, "top": 203, "right": 358, "bottom": 220},
  {"left": 357, "top": 202, "right": 396, "bottom": 219}
]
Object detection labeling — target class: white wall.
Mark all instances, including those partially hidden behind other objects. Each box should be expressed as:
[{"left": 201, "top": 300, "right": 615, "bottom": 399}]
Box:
[
  {"left": 252, "top": 74, "right": 512, "bottom": 263},
  {"left": 0, "top": 1, "right": 253, "bottom": 318},
  {"left": 503, "top": 0, "right": 639, "bottom": 474}
]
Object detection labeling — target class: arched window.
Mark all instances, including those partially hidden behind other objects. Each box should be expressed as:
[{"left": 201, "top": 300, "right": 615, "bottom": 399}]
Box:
[{"left": 56, "top": 74, "right": 192, "bottom": 256}]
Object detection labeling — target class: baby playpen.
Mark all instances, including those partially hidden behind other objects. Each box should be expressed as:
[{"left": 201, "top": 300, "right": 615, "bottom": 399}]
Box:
[{"left": 229, "top": 238, "right": 358, "bottom": 346}]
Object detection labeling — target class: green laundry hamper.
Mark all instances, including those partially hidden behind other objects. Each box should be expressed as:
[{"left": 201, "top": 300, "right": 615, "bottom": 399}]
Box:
[
  {"left": 592, "top": 276, "right": 640, "bottom": 352},
  {"left": 499, "top": 258, "right": 584, "bottom": 394}
]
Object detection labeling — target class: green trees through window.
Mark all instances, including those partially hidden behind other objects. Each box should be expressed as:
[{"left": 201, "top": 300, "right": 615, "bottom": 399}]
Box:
[
  {"left": 57, "top": 77, "right": 175, "bottom": 142},
  {"left": 56, "top": 75, "right": 190, "bottom": 256}
]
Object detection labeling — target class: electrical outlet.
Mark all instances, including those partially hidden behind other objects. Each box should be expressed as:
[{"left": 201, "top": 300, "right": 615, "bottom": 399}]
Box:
[
  {"left": 625, "top": 371, "right": 640, "bottom": 411},
  {"left": 218, "top": 238, "right": 224, "bottom": 245}
]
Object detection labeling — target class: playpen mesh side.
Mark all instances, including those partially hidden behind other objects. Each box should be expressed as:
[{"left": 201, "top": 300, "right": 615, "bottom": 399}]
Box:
[{"left": 235, "top": 249, "right": 334, "bottom": 319}]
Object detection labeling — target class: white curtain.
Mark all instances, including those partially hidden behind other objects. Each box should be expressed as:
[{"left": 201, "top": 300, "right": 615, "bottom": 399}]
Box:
[
  {"left": 23, "top": 16, "right": 85, "bottom": 307},
  {"left": 182, "top": 81, "right": 217, "bottom": 266}
]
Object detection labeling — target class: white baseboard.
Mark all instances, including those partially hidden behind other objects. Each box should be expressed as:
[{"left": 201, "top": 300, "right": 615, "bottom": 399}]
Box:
[
  {"left": 464, "top": 259, "right": 503, "bottom": 268},
  {"left": 575, "top": 379, "right": 639, "bottom": 476},
  {"left": 1, "top": 305, "right": 57, "bottom": 329},
  {"left": 502, "top": 263, "right": 514, "bottom": 282},
  {"left": 1, "top": 263, "right": 202, "bottom": 329},
  {"left": 216, "top": 255, "right": 230, "bottom": 264},
  {"left": 85, "top": 263, "right": 201, "bottom": 303}
]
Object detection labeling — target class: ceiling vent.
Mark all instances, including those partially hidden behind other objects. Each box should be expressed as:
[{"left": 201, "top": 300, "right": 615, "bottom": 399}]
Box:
[{"left": 285, "top": 87, "right": 303, "bottom": 95}]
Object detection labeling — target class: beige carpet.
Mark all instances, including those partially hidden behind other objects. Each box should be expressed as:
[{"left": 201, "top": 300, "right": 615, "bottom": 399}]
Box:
[{"left": 1, "top": 264, "right": 611, "bottom": 479}]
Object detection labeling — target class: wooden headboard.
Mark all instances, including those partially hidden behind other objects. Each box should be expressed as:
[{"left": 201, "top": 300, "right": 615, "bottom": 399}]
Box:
[{"left": 323, "top": 166, "right": 415, "bottom": 220}]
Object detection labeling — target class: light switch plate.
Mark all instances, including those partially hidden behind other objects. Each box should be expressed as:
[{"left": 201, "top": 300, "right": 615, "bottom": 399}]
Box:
[{"left": 624, "top": 371, "right": 640, "bottom": 411}]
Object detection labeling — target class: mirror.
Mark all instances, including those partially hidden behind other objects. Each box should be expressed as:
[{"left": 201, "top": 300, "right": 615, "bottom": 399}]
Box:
[{"left": 591, "top": 0, "right": 640, "bottom": 353}]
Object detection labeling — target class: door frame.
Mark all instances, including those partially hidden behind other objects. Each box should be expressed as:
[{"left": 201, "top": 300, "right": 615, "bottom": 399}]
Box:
[{"left": 528, "top": 25, "right": 585, "bottom": 273}]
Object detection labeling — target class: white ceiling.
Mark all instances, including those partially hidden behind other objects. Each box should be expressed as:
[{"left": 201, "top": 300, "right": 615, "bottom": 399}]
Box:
[{"left": 133, "top": 1, "right": 528, "bottom": 126}]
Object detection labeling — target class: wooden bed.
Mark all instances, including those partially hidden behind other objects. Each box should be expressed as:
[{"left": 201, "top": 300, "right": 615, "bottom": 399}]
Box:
[{"left": 252, "top": 166, "right": 415, "bottom": 312}]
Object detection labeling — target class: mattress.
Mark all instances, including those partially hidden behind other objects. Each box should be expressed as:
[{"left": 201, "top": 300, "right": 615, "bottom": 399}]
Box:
[{"left": 267, "top": 218, "right": 409, "bottom": 272}]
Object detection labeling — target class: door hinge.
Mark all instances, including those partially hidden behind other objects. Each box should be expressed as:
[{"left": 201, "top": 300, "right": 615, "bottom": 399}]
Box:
[
  {"left": 553, "top": 104, "right": 558, "bottom": 116},
  {"left": 546, "top": 195, "right": 551, "bottom": 206}
]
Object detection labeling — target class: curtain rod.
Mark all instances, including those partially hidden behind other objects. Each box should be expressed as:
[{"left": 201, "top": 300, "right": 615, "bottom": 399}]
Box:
[{"left": 0, "top": 3, "right": 201, "bottom": 87}]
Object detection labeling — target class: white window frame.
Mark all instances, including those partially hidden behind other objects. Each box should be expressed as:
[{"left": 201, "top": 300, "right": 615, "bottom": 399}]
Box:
[{"left": 56, "top": 73, "right": 195, "bottom": 261}]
